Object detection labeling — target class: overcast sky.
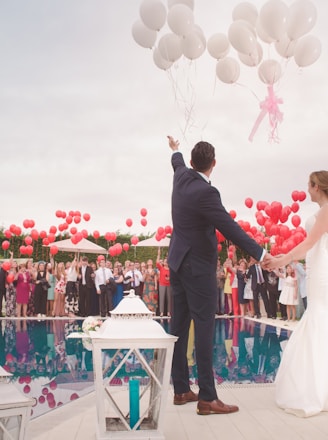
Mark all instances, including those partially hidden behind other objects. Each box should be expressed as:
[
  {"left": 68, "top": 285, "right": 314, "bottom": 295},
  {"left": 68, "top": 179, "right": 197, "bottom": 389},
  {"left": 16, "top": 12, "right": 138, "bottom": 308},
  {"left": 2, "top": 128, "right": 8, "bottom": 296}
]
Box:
[{"left": 0, "top": 0, "right": 327, "bottom": 240}]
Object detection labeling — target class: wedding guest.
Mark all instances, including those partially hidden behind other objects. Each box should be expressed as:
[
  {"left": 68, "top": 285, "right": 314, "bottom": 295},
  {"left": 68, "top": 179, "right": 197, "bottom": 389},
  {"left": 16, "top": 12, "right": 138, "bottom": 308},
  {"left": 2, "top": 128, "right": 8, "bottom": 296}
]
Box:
[
  {"left": 95, "top": 259, "right": 114, "bottom": 317},
  {"left": 156, "top": 249, "right": 171, "bottom": 317},
  {"left": 124, "top": 262, "right": 143, "bottom": 296},
  {"left": 33, "top": 261, "right": 50, "bottom": 318},
  {"left": 78, "top": 256, "right": 94, "bottom": 317},
  {"left": 65, "top": 257, "right": 79, "bottom": 318},
  {"left": 236, "top": 259, "right": 248, "bottom": 317},
  {"left": 293, "top": 260, "right": 307, "bottom": 311},
  {"left": 53, "top": 262, "right": 66, "bottom": 317},
  {"left": 15, "top": 263, "right": 31, "bottom": 318},
  {"left": 46, "top": 263, "right": 56, "bottom": 317},
  {"left": 279, "top": 264, "right": 298, "bottom": 322},
  {"left": 142, "top": 259, "right": 158, "bottom": 313},
  {"left": 223, "top": 258, "right": 233, "bottom": 315},
  {"left": 112, "top": 265, "right": 124, "bottom": 308},
  {"left": 216, "top": 259, "right": 226, "bottom": 315},
  {"left": 266, "top": 269, "right": 280, "bottom": 319},
  {"left": 89, "top": 261, "right": 99, "bottom": 316}
]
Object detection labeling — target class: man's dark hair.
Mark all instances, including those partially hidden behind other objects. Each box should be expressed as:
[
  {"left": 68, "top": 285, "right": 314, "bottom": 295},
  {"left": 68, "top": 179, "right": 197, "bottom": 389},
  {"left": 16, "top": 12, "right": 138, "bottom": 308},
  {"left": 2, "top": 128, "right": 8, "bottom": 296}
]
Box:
[
  {"left": 82, "top": 256, "right": 88, "bottom": 262},
  {"left": 191, "top": 141, "right": 215, "bottom": 172}
]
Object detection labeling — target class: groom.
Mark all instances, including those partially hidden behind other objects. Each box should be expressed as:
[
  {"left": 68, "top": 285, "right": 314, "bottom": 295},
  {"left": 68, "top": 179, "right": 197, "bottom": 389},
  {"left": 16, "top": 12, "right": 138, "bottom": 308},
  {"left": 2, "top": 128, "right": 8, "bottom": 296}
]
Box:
[{"left": 167, "top": 135, "right": 273, "bottom": 415}]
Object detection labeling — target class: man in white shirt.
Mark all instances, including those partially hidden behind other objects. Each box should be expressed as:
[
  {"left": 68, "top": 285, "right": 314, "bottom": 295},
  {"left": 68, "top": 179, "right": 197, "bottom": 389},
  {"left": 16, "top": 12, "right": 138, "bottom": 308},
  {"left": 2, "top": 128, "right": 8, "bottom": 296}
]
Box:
[
  {"left": 124, "top": 262, "right": 143, "bottom": 296},
  {"left": 95, "top": 259, "right": 114, "bottom": 317}
]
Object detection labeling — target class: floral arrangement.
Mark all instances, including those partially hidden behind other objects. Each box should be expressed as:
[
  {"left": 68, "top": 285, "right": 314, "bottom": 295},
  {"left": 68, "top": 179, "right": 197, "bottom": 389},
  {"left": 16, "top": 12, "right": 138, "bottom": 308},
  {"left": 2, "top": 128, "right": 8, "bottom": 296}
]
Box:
[{"left": 82, "top": 316, "right": 103, "bottom": 336}]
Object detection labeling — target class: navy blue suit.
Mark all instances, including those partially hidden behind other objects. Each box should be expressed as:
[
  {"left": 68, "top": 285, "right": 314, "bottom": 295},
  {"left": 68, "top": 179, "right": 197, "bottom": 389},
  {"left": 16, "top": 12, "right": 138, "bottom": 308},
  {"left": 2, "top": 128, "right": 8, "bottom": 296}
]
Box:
[{"left": 168, "top": 152, "right": 264, "bottom": 401}]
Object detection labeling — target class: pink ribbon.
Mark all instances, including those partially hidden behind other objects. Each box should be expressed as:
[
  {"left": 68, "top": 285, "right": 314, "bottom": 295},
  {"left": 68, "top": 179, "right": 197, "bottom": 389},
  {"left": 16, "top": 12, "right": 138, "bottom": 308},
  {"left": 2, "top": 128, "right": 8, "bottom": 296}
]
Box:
[{"left": 249, "top": 85, "right": 283, "bottom": 143}]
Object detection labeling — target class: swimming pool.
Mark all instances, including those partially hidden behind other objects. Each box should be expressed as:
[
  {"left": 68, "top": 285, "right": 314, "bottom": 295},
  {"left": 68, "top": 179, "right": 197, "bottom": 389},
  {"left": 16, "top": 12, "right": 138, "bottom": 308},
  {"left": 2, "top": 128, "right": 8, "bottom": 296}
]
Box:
[{"left": 0, "top": 317, "right": 291, "bottom": 419}]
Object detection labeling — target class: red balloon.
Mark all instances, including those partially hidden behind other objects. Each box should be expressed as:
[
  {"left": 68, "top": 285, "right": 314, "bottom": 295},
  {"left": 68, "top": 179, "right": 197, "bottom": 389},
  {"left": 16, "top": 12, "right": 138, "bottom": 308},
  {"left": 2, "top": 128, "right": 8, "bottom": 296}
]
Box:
[
  {"left": 290, "top": 202, "right": 299, "bottom": 213},
  {"left": 70, "top": 227, "right": 77, "bottom": 235},
  {"left": 31, "top": 229, "right": 39, "bottom": 240},
  {"left": 291, "top": 190, "right": 299, "bottom": 202},
  {"left": 4, "top": 230, "right": 12, "bottom": 239},
  {"left": 58, "top": 224, "right": 65, "bottom": 232},
  {"left": 23, "top": 385, "right": 31, "bottom": 394},
  {"left": 24, "top": 236, "right": 32, "bottom": 245},
  {"left": 71, "top": 235, "right": 78, "bottom": 244},
  {"left": 2, "top": 261, "right": 11, "bottom": 271},
  {"left": 123, "top": 243, "right": 130, "bottom": 252},
  {"left": 70, "top": 393, "right": 79, "bottom": 401},
  {"left": 1, "top": 240, "right": 10, "bottom": 250},
  {"left": 39, "top": 230, "right": 47, "bottom": 239},
  {"left": 26, "top": 245, "right": 33, "bottom": 255},
  {"left": 105, "top": 232, "right": 111, "bottom": 241},
  {"left": 93, "top": 230, "right": 100, "bottom": 239},
  {"left": 20, "top": 245, "right": 27, "bottom": 254},
  {"left": 83, "top": 213, "right": 91, "bottom": 221},
  {"left": 131, "top": 235, "right": 139, "bottom": 245},
  {"left": 9, "top": 224, "right": 16, "bottom": 233},
  {"left": 55, "top": 210, "right": 63, "bottom": 218},
  {"left": 217, "top": 243, "right": 222, "bottom": 252},
  {"left": 75, "top": 232, "right": 83, "bottom": 243},
  {"left": 111, "top": 232, "right": 117, "bottom": 241},
  {"left": 115, "top": 243, "right": 122, "bottom": 255},
  {"left": 109, "top": 246, "right": 117, "bottom": 257},
  {"left": 49, "top": 225, "right": 57, "bottom": 234},
  {"left": 298, "top": 191, "right": 306, "bottom": 202},
  {"left": 244, "top": 198, "right": 253, "bottom": 208},
  {"left": 14, "top": 226, "right": 22, "bottom": 236},
  {"left": 229, "top": 210, "right": 237, "bottom": 219},
  {"left": 157, "top": 226, "right": 165, "bottom": 236},
  {"left": 97, "top": 255, "right": 105, "bottom": 262},
  {"left": 49, "top": 380, "right": 57, "bottom": 390},
  {"left": 42, "top": 238, "right": 49, "bottom": 246},
  {"left": 141, "top": 218, "right": 147, "bottom": 227},
  {"left": 23, "top": 219, "right": 30, "bottom": 229},
  {"left": 291, "top": 215, "right": 301, "bottom": 228},
  {"left": 74, "top": 216, "right": 81, "bottom": 224},
  {"left": 164, "top": 225, "right": 172, "bottom": 234},
  {"left": 7, "top": 273, "right": 15, "bottom": 283},
  {"left": 47, "top": 233, "right": 55, "bottom": 243},
  {"left": 140, "top": 208, "right": 147, "bottom": 217},
  {"left": 39, "top": 395, "right": 45, "bottom": 404},
  {"left": 66, "top": 215, "right": 73, "bottom": 225},
  {"left": 126, "top": 218, "right": 133, "bottom": 228},
  {"left": 81, "top": 229, "right": 88, "bottom": 238},
  {"left": 50, "top": 245, "right": 58, "bottom": 255}
]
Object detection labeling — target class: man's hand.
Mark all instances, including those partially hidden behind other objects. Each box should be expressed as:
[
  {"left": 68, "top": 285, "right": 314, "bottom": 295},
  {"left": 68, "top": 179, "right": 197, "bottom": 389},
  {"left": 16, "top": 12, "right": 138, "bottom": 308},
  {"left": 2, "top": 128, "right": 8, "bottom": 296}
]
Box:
[
  {"left": 167, "top": 135, "right": 179, "bottom": 151},
  {"left": 261, "top": 253, "right": 275, "bottom": 270}
]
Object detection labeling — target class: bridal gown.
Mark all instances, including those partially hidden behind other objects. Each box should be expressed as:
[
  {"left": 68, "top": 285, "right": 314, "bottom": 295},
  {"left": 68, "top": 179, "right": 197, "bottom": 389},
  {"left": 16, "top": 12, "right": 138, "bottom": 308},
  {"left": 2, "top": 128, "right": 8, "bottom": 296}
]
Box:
[{"left": 275, "top": 211, "right": 328, "bottom": 417}]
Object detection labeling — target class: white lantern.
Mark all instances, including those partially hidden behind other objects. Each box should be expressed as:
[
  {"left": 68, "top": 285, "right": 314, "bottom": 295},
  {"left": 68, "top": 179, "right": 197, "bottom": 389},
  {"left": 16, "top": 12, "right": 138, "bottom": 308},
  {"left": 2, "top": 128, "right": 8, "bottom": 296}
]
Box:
[{"left": 89, "top": 290, "right": 177, "bottom": 440}]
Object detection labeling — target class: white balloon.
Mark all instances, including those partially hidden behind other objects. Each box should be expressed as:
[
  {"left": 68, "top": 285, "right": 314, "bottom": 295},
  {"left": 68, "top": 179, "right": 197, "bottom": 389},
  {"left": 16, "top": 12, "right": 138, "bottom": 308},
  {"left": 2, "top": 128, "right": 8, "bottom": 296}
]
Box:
[
  {"left": 193, "top": 24, "right": 206, "bottom": 47},
  {"left": 259, "top": 0, "right": 289, "bottom": 41},
  {"left": 275, "top": 34, "right": 297, "bottom": 58},
  {"left": 232, "top": 2, "right": 258, "bottom": 27},
  {"left": 182, "top": 31, "right": 205, "bottom": 60},
  {"left": 216, "top": 57, "right": 240, "bottom": 84},
  {"left": 258, "top": 59, "right": 282, "bottom": 84},
  {"left": 158, "top": 33, "right": 182, "bottom": 62},
  {"left": 294, "top": 34, "right": 321, "bottom": 67},
  {"left": 256, "top": 17, "right": 275, "bottom": 43},
  {"left": 140, "top": 0, "right": 167, "bottom": 31},
  {"left": 132, "top": 20, "right": 157, "bottom": 49},
  {"left": 238, "top": 42, "right": 263, "bottom": 66},
  {"left": 287, "top": 0, "right": 317, "bottom": 40},
  {"left": 167, "top": 4, "right": 194, "bottom": 36},
  {"left": 228, "top": 20, "right": 257, "bottom": 55},
  {"left": 153, "top": 47, "right": 173, "bottom": 70},
  {"left": 167, "top": 0, "right": 194, "bottom": 9},
  {"left": 207, "top": 33, "right": 230, "bottom": 60}
]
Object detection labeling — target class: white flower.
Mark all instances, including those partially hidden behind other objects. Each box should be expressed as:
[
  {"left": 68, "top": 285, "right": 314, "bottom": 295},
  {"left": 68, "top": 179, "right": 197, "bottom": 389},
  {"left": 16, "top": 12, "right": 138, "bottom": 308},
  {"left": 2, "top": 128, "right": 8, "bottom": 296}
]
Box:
[{"left": 82, "top": 316, "right": 103, "bottom": 336}]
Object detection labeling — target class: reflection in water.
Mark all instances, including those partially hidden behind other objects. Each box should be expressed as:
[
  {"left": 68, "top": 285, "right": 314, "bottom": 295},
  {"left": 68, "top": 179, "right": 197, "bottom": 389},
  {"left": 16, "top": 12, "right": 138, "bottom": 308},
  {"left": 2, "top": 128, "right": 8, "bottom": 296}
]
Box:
[{"left": 0, "top": 317, "right": 291, "bottom": 419}]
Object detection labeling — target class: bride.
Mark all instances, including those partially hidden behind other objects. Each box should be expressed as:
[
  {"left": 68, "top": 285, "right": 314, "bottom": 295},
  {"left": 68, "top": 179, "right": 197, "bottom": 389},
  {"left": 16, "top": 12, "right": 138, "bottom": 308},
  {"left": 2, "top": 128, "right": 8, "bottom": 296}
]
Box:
[{"left": 267, "top": 170, "right": 328, "bottom": 417}]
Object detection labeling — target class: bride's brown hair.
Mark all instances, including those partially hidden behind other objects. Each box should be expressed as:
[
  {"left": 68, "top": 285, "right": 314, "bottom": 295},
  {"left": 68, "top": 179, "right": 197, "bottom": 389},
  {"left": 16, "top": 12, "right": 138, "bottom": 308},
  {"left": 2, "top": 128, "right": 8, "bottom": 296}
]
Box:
[{"left": 309, "top": 171, "right": 328, "bottom": 196}]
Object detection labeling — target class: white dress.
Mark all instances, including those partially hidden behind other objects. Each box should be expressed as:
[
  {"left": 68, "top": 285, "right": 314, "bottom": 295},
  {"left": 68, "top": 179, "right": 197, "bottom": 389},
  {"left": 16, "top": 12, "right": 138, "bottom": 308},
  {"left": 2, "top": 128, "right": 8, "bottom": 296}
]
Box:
[
  {"left": 278, "top": 276, "right": 298, "bottom": 305},
  {"left": 275, "top": 212, "right": 328, "bottom": 417}
]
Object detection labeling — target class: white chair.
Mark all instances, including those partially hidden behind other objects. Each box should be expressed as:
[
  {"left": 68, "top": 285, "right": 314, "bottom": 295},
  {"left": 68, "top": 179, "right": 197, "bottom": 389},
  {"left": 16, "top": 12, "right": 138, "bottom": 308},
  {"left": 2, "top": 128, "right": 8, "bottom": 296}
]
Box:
[{"left": 0, "top": 382, "right": 35, "bottom": 440}]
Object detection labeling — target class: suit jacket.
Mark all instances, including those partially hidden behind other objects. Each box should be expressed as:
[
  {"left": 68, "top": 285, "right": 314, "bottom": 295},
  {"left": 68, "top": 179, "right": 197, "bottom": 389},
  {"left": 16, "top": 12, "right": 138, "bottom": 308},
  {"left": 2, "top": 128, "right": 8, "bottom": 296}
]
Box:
[
  {"left": 79, "top": 265, "right": 94, "bottom": 288},
  {"left": 168, "top": 152, "right": 263, "bottom": 275}
]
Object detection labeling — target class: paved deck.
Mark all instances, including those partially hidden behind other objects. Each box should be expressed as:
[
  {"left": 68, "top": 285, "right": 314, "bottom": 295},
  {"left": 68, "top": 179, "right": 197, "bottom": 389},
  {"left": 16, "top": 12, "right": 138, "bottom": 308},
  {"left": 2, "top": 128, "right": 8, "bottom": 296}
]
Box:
[{"left": 25, "top": 317, "right": 328, "bottom": 440}]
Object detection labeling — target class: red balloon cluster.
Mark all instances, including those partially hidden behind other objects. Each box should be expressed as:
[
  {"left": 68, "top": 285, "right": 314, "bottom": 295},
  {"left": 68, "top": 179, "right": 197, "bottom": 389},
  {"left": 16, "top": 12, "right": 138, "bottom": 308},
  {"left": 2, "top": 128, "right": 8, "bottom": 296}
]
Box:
[
  {"left": 105, "top": 232, "right": 117, "bottom": 242},
  {"left": 22, "top": 219, "right": 35, "bottom": 229},
  {"left": 108, "top": 242, "right": 123, "bottom": 257},
  {"left": 155, "top": 225, "right": 172, "bottom": 242}
]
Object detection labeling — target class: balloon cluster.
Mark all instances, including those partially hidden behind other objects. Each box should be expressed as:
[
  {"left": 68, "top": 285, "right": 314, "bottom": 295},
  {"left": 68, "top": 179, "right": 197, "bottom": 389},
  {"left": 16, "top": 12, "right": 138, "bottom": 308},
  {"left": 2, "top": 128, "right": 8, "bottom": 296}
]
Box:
[
  {"left": 238, "top": 189, "right": 307, "bottom": 255},
  {"left": 155, "top": 224, "right": 172, "bottom": 241},
  {"left": 132, "top": 0, "right": 321, "bottom": 142}
]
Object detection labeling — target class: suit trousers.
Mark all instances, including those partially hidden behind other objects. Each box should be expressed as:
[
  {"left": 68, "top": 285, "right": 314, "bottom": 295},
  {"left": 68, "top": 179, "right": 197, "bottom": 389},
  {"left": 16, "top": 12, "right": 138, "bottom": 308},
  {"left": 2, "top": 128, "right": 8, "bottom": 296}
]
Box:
[
  {"left": 253, "top": 283, "right": 271, "bottom": 317},
  {"left": 170, "top": 257, "right": 218, "bottom": 402},
  {"left": 79, "top": 285, "right": 91, "bottom": 317}
]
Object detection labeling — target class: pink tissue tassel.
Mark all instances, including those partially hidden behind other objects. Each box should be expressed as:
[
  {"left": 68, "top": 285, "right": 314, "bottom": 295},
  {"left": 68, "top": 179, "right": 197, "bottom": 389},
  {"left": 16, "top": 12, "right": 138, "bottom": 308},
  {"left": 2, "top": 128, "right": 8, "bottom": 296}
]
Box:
[{"left": 248, "top": 85, "right": 283, "bottom": 143}]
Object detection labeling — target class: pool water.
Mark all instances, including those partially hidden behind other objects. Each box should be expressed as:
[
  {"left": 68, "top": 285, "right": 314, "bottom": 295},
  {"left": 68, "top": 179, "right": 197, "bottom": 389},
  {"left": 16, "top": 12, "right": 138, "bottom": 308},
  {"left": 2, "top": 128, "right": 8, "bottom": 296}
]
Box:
[{"left": 0, "top": 317, "right": 291, "bottom": 419}]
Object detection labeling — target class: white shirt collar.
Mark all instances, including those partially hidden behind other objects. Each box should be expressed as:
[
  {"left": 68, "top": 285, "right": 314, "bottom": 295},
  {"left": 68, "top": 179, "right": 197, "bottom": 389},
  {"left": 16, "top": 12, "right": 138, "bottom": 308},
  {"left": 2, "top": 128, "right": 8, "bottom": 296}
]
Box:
[{"left": 197, "top": 171, "right": 210, "bottom": 184}]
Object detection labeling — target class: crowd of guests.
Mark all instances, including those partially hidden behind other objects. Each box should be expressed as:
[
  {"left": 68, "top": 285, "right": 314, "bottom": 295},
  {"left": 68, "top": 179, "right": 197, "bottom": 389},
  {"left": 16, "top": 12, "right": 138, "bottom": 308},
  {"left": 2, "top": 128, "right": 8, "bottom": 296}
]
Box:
[
  {"left": 0, "top": 250, "right": 172, "bottom": 319},
  {"left": 216, "top": 255, "right": 307, "bottom": 322}
]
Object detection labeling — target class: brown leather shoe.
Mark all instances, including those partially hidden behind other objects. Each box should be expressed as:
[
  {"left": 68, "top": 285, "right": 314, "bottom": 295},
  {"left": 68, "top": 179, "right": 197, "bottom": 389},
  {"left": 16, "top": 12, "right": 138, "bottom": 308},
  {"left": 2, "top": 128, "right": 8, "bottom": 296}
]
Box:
[
  {"left": 174, "top": 390, "right": 199, "bottom": 405},
  {"left": 197, "top": 399, "right": 239, "bottom": 415}
]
